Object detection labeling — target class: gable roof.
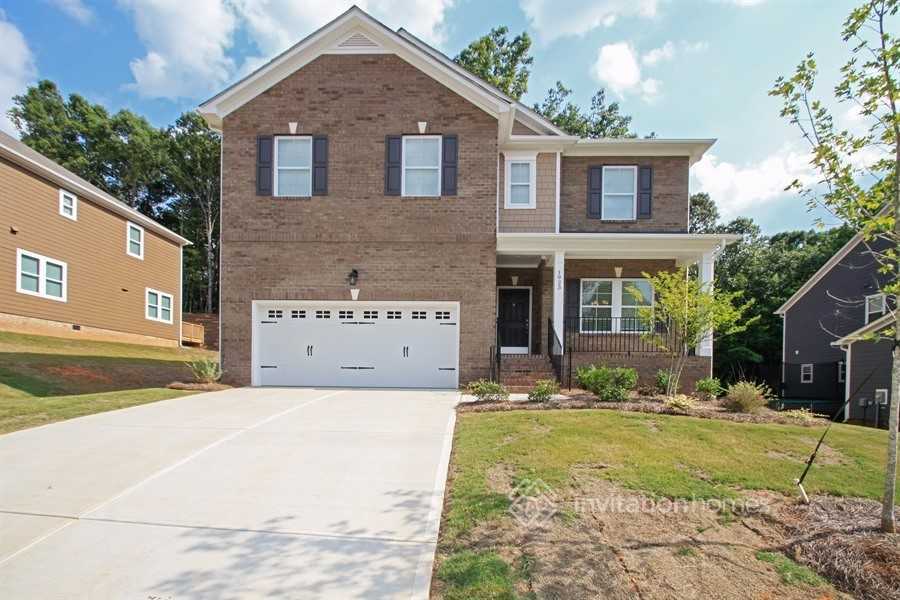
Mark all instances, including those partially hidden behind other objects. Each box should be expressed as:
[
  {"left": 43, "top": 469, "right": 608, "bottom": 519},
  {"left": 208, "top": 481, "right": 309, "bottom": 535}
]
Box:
[
  {"left": 831, "top": 312, "right": 893, "bottom": 347},
  {"left": 0, "top": 131, "right": 191, "bottom": 246},
  {"left": 198, "top": 5, "right": 562, "bottom": 135},
  {"left": 774, "top": 233, "right": 864, "bottom": 315}
]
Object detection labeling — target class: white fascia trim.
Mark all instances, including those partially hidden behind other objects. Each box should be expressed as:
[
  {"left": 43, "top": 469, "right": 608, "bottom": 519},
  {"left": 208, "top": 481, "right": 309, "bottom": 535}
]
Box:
[
  {"left": 200, "top": 8, "right": 508, "bottom": 130},
  {"left": 564, "top": 138, "right": 716, "bottom": 165},
  {"left": 831, "top": 313, "right": 893, "bottom": 347},
  {"left": 497, "top": 232, "right": 740, "bottom": 258},
  {"left": 126, "top": 221, "right": 145, "bottom": 260},
  {"left": 775, "top": 234, "right": 863, "bottom": 315}
]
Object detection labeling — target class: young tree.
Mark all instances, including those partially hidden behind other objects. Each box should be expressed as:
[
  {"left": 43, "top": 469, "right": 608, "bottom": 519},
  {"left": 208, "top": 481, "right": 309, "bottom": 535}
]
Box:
[
  {"left": 454, "top": 26, "right": 533, "bottom": 100},
  {"left": 770, "top": 0, "right": 898, "bottom": 531},
  {"left": 533, "top": 82, "right": 636, "bottom": 138},
  {"left": 632, "top": 269, "right": 756, "bottom": 397}
]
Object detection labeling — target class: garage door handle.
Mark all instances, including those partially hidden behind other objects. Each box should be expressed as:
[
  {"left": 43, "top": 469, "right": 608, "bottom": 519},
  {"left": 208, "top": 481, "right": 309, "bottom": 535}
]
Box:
[{"left": 307, "top": 345, "right": 313, "bottom": 356}]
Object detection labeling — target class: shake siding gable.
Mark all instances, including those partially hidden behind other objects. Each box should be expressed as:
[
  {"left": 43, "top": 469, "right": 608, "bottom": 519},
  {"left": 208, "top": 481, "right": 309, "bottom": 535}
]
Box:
[{"left": 0, "top": 156, "right": 181, "bottom": 342}]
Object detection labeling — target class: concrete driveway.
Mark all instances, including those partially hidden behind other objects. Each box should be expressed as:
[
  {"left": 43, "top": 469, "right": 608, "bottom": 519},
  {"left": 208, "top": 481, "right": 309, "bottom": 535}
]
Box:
[{"left": 0, "top": 387, "right": 459, "bottom": 599}]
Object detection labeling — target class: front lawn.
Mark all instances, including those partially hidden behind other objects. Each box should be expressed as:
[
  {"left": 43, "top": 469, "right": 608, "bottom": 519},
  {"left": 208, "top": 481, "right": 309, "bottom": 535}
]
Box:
[
  {"left": 0, "top": 331, "right": 216, "bottom": 433},
  {"left": 434, "top": 409, "right": 899, "bottom": 599}
]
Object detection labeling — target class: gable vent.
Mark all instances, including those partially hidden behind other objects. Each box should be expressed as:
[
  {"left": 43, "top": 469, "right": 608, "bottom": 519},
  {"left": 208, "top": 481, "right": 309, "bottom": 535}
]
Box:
[{"left": 339, "top": 32, "right": 378, "bottom": 49}]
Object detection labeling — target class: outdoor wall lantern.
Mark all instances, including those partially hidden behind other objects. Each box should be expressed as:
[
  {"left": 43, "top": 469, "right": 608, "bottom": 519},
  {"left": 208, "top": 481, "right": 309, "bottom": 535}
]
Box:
[
  {"left": 510, "top": 275, "right": 519, "bottom": 286},
  {"left": 348, "top": 269, "right": 360, "bottom": 301}
]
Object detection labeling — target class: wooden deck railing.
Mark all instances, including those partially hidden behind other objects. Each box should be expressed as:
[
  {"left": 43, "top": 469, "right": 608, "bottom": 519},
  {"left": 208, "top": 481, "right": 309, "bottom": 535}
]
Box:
[{"left": 182, "top": 321, "right": 205, "bottom": 346}]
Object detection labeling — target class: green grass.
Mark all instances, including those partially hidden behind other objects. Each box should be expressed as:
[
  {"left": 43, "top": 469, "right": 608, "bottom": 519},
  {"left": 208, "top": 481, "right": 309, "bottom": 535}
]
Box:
[
  {"left": 755, "top": 551, "right": 825, "bottom": 587},
  {"left": 436, "top": 550, "right": 520, "bottom": 600},
  {"left": 444, "top": 409, "right": 900, "bottom": 540},
  {"left": 0, "top": 331, "right": 215, "bottom": 433}
]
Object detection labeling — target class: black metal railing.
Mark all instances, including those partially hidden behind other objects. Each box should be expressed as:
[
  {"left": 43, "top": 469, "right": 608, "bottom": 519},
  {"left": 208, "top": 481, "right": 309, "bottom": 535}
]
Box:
[
  {"left": 547, "top": 318, "right": 564, "bottom": 383},
  {"left": 560, "top": 315, "right": 685, "bottom": 355}
]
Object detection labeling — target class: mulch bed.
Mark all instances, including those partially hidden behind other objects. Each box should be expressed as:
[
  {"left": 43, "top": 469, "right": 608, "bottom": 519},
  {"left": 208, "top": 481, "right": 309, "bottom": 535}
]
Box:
[
  {"left": 167, "top": 381, "right": 232, "bottom": 391},
  {"left": 459, "top": 394, "right": 830, "bottom": 427},
  {"left": 779, "top": 496, "right": 900, "bottom": 600}
]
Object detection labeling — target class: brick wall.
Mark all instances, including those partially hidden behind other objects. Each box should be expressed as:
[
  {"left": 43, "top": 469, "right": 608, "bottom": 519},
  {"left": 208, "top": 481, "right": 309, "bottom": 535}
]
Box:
[
  {"left": 498, "top": 152, "right": 557, "bottom": 233},
  {"left": 220, "top": 54, "right": 498, "bottom": 385},
  {"left": 559, "top": 156, "right": 689, "bottom": 233}
]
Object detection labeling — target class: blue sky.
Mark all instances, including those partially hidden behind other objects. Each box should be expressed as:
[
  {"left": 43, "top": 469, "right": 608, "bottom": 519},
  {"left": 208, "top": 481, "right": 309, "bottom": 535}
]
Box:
[{"left": 0, "top": 0, "right": 863, "bottom": 233}]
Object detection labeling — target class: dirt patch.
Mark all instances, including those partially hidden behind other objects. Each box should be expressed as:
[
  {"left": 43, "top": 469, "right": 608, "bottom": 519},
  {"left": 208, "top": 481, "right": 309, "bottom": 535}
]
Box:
[
  {"left": 767, "top": 444, "right": 849, "bottom": 467},
  {"left": 166, "top": 382, "right": 231, "bottom": 392},
  {"left": 485, "top": 463, "right": 515, "bottom": 495},
  {"left": 45, "top": 365, "right": 114, "bottom": 384}
]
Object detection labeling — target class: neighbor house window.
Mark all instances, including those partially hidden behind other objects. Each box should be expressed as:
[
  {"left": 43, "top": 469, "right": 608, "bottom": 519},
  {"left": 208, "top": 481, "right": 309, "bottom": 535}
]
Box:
[
  {"left": 875, "top": 389, "right": 889, "bottom": 406},
  {"left": 127, "top": 222, "right": 144, "bottom": 259},
  {"left": 59, "top": 189, "right": 77, "bottom": 221},
  {"left": 146, "top": 288, "right": 173, "bottom": 324},
  {"left": 16, "top": 249, "right": 67, "bottom": 302},
  {"left": 580, "top": 278, "right": 652, "bottom": 333},
  {"left": 274, "top": 136, "right": 312, "bottom": 197},
  {"left": 402, "top": 135, "right": 441, "bottom": 197},
  {"left": 865, "top": 293, "right": 886, "bottom": 323},
  {"left": 504, "top": 154, "right": 536, "bottom": 208},
  {"left": 602, "top": 166, "right": 637, "bottom": 220},
  {"left": 800, "top": 363, "right": 814, "bottom": 384},
  {"left": 838, "top": 361, "right": 846, "bottom": 383}
]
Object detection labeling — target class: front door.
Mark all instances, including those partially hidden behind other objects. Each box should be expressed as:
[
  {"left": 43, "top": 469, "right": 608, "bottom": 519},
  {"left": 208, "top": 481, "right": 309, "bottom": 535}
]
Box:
[{"left": 498, "top": 288, "right": 530, "bottom": 354}]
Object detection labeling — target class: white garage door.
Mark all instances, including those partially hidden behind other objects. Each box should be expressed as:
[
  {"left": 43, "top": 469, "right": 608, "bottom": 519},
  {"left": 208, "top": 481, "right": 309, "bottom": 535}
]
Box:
[{"left": 253, "top": 301, "right": 459, "bottom": 389}]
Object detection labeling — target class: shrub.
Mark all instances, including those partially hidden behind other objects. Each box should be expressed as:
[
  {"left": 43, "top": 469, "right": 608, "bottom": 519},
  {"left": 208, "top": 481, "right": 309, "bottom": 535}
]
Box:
[
  {"left": 187, "top": 357, "right": 222, "bottom": 383},
  {"left": 576, "top": 365, "right": 638, "bottom": 402},
  {"left": 695, "top": 377, "right": 722, "bottom": 401},
  {"left": 528, "top": 379, "right": 560, "bottom": 403},
  {"left": 665, "top": 394, "right": 696, "bottom": 412},
  {"left": 467, "top": 379, "right": 509, "bottom": 403},
  {"left": 655, "top": 369, "right": 671, "bottom": 394},
  {"left": 724, "top": 381, "right": 771, "bottom": 413}
]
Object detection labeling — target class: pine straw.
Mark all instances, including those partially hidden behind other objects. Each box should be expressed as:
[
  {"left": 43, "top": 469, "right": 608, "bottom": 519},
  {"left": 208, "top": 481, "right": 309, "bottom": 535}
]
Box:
[
  {"left": 167, "top": 381, "right": 231, "bottom": 391},
  {"left": 780, "top": 497, "right": 900, "bottom": 600}
]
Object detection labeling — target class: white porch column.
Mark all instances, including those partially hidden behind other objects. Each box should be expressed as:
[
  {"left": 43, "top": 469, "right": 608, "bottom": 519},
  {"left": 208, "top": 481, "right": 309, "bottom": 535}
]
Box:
[
  {"left": 697, "top": 250, "right": 715, "bottom": 357},
  {"left": 552, "top": 250, "right": 565, "bottom": 351}
]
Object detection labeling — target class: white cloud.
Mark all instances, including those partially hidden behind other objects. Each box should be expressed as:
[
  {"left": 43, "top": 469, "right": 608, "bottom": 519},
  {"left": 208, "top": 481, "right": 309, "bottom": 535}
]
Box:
[
  {"left": 641, "top": 42, "right": 675, "bottom": 66},
  {"left": 520, "top": 0, "right": 659, "bottom": 43},
  {"left": 692, "top": 146, "right": 816, "bottom": 219},
  {"left": 119, "top": 0, "right": 238, "bottom": 99},
  {"left": 722, "top": 0, "right": 766, "bottom": 6},
  {"left": 0, "top": 10, "right": 36, "bottom": 135},
  {"left": 592, "top": 42, "right": 661, "bottom": 102},
  {"left": 48, "top": 0, "right": 94, "bottom": 24}
]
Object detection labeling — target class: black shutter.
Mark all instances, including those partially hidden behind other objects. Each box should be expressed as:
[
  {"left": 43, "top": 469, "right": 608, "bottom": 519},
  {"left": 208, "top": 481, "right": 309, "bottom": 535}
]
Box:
[
  {"left": 441, "top": 135, "right": 458, "bottom": 196},
  {"left": 637, "top": 165, "right": 652, "bottom": 219},
  {"left": 312, "top": 135, "right": 328, "bottom": 196},
  {"left": 385, "top": 135, "right": 402, "bottom": 195},
  {"left": 256, "top": 135, "right": 273, "bottom": 196},
  {"left": 564, "top": 279, "right": 581, "bottom": 332},
  {"left": 587, "top": 166, "right": 602, "bottom": 218}
]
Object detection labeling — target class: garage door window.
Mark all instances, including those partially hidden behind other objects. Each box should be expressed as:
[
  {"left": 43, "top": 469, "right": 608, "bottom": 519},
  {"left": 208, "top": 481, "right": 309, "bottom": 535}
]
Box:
[
  {"left": 291, "top": 310, "right": 306, "bottom": 319},
  {"left": 387, "top": 311, "right": 402, "bottom": 319},
  {"left": 316, "top": 310, "right": 331, "bottom": 319}
]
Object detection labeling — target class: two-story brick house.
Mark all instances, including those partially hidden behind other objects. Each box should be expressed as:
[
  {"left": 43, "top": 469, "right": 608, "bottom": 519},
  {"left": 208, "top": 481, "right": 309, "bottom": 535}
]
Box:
[{"left": 200, "top": 7, "right": 736, "bottom": 389}]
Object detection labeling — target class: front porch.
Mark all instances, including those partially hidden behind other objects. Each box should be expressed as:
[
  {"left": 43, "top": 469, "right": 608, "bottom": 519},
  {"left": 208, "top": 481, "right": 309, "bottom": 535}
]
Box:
[{"left": 493, "top": 232, "right": 737, "bottom": 390}]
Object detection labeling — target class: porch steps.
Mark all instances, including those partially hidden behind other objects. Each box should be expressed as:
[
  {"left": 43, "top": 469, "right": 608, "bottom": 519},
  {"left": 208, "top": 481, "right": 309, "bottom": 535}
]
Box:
[{"left": 499, "top": 354, "right": 557, "bottom": 388}]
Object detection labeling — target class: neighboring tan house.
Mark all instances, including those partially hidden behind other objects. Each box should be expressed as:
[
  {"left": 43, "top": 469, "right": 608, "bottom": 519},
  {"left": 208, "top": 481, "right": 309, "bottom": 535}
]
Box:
[
  {"left": 199, "top": 6, "right": 737, "bottom": 390},
  {"left": 775, "top": 234, "right": 893, "bottom": 425},
  {"left": 0, "top": 131, "right": 191, "bottom": 348}
]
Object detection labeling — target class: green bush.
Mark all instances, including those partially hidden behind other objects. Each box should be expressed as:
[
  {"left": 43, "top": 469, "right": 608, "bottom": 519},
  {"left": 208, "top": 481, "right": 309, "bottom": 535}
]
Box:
[
  {"left": 655, "top": 369, "right": 671, "bottom": 394},
  {"left": 467, "top": 379, "right": 509, "bottom": 403},
  {"left": 186, "top": 357, "right": 222, "bottom": 383},
  {"left": 528, "top": 379, "right": 560, "bottom": 403},
  {"left": 724, "top": 381, "right": 771, "bottom": 413},
  {"left": 576, "top": 365, "right": 638, "bottom": 402},
  {"left": 695, "top": 377, "right": 722, "bottom": 401}
]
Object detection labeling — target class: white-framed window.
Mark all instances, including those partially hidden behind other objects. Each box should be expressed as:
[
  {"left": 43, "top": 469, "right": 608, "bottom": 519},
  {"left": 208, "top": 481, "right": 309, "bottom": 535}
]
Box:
[
  {"left": 800, "top": 363, "right": 814, "bottom": 384},
  {"left": 402, "top": 135, "right": 441, "bottom": 197},
  {"left": 146, "top": 288, "right": 173, "bottom": 324},
  {"left": 580, "top": 278, "right": 653, "bottom": 333},
  {"left": 865, "top": 293, "right": 886, "bottom": 323},
  {"left": 58, "top": 189, "right": 77, "bottom": 221},
  {"left": 875, "top": 388, "right": 889, "bottom": 406},
  {"left": 127, "top": 222, "right": 144, "bottom": 259},
  {"left": 274, "top": 135, "right": 312, "bottom": 197},
  {"left": 601, "top": 165, "right": 637, "bottom": 221},
  {"left": 504, "top": 153, "right": 536, "bottom": 209},
  {"left": 838, "top": 361, "right": 846, "bottom": 383},
  {"left": 16, "top": 249, "right": 67, "bottom": 302}
]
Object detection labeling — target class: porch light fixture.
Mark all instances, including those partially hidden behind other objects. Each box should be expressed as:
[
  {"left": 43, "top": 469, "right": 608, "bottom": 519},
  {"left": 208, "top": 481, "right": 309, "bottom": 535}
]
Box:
[
  {"left": 418, "top": 121, "right": 427, "bottom": 134},
  {"left": 288, "top": 121, "right": 298, "bottom": 134},
  {"left": 614, "top": 266, "right": 623, "bottom": 278},
  {"left": 348, "top": 269, "right": 359, "bottom": 287}
]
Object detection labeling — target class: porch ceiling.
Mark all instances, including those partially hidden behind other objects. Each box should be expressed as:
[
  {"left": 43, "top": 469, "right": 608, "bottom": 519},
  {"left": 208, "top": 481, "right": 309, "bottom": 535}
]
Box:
[{"left": 496, "top": 232, "right": 740, "bottom": 263}]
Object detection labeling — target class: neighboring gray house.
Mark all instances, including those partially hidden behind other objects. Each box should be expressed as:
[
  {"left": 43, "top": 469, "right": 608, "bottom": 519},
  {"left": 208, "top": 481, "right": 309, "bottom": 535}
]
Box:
[
  {"left": 775, "top": 235, "right": 892, "bottom": 425},
  {"left": 832, "top": 314, "right": 893, "bottom": 428}
]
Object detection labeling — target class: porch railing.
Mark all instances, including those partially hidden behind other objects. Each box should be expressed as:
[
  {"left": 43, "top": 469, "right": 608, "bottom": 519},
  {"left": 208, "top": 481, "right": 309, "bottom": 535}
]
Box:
[
  {"left": 560, "top": 315, "right": 686, "bottom": 355},
  {"left": 547, "top": 317, "right": 565, "bottom": 384}
]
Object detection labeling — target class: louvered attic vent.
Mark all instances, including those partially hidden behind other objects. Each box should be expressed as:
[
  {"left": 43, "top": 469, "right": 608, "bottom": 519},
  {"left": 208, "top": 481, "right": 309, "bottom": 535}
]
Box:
[{"left": 339, "top": 32, "right": 378, "bottom": 49}]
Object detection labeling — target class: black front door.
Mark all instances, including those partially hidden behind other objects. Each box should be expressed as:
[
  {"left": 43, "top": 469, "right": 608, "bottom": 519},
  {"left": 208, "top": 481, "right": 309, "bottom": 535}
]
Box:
[{"left": 498, "top": 288, "right": 530, "bottom": 351}]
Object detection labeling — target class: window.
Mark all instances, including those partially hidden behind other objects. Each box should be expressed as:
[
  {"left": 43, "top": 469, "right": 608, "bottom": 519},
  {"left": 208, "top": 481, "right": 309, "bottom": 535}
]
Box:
[
  {"left": 435, "top": 311, "right": 450, "bottom": 320},
  {"left": 412, "top": 311, "right": 427, "bottom": 320},
  {"left": 59, "top": 189, "right": 77, "bottom": 221},
  {"left": 800, "top": 363, "right": 814, "bottom": 384},
  {"left": 146, "top": 288, "right": 173, "bottom": 324},
  {"left": 16, "top": 249, "right": 67, "bottom": 302},
  {"left": 268, "top": 309, "right": 283, "bottom": 319},
  {"left": 339, "top": 310, "right": 354, "bottom": 319},
  {"left": 601, "top": 166, "right": 637, "bottom": 221},
  {"left": 838, "top": 361, "right": 846, "bottom": 383},
  {"left": 504, "top": 154, "right": 536, "bottom": 208},
  {"left": 875, "top": 389, "right": 889, "bottom": 406},
  {"left": 274, "top": 136, "right": 312, "bottom": 197},
  {"left": 363, "top": 310, "right": 378, "bottom": 319},
  {"left": 291, "top": 310, "right": 306, "bottom": 319},
  {"left": 127, "top": 222, "right": 144, "bottom": 259},
  {"left": 402, "top": 136, "right": 441, "bottom": 197},
  {"left": 579, "top": 279, "right": 652, "bottom": 333},
  {"left": 316, "top": 310, "right": 331, "bottom": 319},
  {"left": 387, "top": 310, "right": 402, "bottom": 319},
  {"left": 865, "top": 293, "right": 886, "bottom": 323}
]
